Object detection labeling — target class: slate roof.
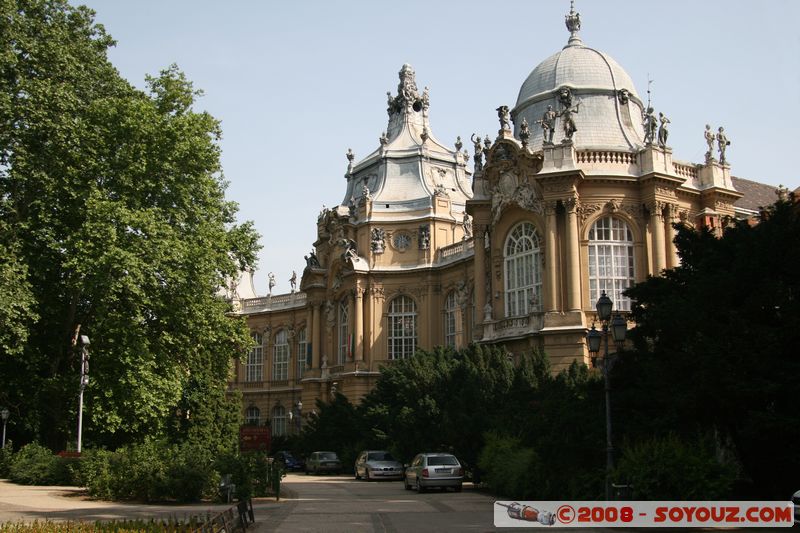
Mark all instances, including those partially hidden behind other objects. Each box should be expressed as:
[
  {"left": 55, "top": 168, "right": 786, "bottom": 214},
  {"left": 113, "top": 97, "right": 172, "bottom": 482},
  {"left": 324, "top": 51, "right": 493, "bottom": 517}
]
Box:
[{"left": 732, "top": 176, "right": 778, "bottom": 212}]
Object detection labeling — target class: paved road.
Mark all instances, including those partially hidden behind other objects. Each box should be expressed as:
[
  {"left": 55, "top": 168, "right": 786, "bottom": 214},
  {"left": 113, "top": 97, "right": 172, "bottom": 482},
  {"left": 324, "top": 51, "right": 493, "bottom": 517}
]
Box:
[
  {"left": 0, "top": 479, "right": 280, "bottom": 524},
  {"left": 258, "top": 473, "right": 529, "bottom": 532}
]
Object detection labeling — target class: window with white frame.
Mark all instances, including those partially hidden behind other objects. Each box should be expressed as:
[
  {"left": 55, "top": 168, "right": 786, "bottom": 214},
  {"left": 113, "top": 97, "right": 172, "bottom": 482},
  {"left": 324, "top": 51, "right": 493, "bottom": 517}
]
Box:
[
  {"left": 388, "top": 295, "right": 417, "bottom": 359},
  {"left": 245, "top": 333, "right": 263, "bottom": 382},
  {"left": 588, "top": 216, "right": 635, "bottom": 311},
  {"left": 504, "top": 222, "right": 543, "bottom": 316},
  {"left": 337, "top": 300, "right": 349, "bottom": 364},
  {"left": 273, "top": 329, "right": 289, "bottom": 381},
  {"left": 296, "top": 327, "right": 307, "bottom": 379},
  {"left": 444, "top": 291, "right": 458, "bottom": 348},
  {"left": 245, "top": 406, "right": 260, "bottom": 426},
  {"left": 271, "top": 405, "right": 287, "bottom": 437}
]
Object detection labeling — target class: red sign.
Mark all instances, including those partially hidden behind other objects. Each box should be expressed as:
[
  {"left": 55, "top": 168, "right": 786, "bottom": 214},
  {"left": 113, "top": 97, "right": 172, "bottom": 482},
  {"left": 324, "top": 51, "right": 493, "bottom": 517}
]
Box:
[{"left": 239, "top": 426, "right": 271, "bottom": 452}]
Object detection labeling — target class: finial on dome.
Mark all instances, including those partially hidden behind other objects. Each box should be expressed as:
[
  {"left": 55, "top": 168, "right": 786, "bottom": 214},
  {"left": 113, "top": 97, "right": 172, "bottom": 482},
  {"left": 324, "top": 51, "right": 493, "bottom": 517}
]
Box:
[{"left": 565, "top": 0, "right": 583, "bottom": 46}]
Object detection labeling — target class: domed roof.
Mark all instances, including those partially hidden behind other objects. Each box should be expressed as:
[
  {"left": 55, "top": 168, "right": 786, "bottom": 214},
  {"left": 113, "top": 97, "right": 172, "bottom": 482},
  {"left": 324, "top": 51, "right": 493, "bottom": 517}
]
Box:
[
  {"left": 511, "top": 5, "right": 646, "bottom": 150},
  {"left": 516, "top": 46, "right": 638, "bottom": 108}
]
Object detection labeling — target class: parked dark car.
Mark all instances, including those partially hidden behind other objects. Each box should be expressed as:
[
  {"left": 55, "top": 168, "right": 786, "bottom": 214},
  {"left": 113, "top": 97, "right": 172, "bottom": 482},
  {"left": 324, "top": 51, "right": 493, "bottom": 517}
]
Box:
[
  {"left": 274, "top": 450, "right": 305, "bottom": 472},
  {"left": 305, "top": 451, "right": 342, "bottom": 475}
]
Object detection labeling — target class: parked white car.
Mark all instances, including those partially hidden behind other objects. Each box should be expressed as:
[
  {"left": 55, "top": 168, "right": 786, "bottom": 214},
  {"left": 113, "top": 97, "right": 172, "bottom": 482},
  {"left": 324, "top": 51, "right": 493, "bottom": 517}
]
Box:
[{"left": 403, "top": 452, "right": 463, "bottom": 493}]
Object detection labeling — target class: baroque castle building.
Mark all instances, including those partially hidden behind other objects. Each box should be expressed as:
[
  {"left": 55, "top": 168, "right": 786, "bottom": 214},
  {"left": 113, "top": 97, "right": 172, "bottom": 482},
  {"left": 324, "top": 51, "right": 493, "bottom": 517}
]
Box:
[{"left": 226, "top": 5, "right": 780, "bottom": 436}]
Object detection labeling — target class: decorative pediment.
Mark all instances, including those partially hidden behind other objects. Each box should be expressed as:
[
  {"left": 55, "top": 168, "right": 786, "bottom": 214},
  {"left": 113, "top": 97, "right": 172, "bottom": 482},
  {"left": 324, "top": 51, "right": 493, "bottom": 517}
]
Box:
[{"left": 491, "top": 181, "right": 544, "bottom": 223}]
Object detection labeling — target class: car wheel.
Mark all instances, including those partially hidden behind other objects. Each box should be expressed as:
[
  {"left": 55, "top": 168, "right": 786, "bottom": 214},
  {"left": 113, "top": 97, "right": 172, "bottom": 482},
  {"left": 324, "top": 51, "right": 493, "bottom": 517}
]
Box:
[
  {"left": 416, "top": 478, "right": 425, "bottom": 493},
  {"left": 454, "top": 483, "right": 462, "bottom": 493}
]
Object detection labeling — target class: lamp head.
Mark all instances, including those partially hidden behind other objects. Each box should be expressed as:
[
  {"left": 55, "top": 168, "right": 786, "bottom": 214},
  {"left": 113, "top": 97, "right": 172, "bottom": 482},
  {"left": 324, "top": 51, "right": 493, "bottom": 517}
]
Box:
[
  {"left": 79, "top": 335, "right": 90, "bottom": 346},
  {"left": 1, "top": 408, "right": 8, "bottom": 421},
  {"left": 611, "top": 314, "right": 628, "bottom": 346},
  {"left": 596, "top": 292, "right": 613, "bottom": 322},
  {"left": 586, "top": 323, "right": 602, "bottom": 354}
]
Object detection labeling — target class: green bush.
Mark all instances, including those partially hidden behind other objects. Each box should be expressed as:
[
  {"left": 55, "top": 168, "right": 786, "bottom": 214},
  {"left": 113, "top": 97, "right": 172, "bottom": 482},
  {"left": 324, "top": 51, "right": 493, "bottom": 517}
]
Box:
[
  {"left": 478, "top": 433, "right": 541, "bottom": 499},
  {"left": 8, "top": 443, "right": 57, "bottom": 485},
  {"left": 0, "top": 441, "right": 13, "bottom": 477},
  {"left": 80, "top": 442, "right": 222, "bottom": 502},
  {"left": 79, "top": 449, "right": 115, "bottom": 499},
  {"left": 613, "top": 433, "right": 737, "bottom": 499}
]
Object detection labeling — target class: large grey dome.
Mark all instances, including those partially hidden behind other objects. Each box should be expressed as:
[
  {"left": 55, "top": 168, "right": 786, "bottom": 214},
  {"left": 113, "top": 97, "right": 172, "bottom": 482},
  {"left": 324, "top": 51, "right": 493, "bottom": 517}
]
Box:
[{"left": 511, "top": 6, "right": 646, "bottom": 151}]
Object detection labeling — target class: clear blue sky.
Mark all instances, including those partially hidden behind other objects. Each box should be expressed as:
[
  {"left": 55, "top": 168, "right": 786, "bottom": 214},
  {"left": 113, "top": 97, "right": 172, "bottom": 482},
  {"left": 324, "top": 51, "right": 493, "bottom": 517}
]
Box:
[{"left": 79, "top": 0, "right": 800, "bottom": 295}]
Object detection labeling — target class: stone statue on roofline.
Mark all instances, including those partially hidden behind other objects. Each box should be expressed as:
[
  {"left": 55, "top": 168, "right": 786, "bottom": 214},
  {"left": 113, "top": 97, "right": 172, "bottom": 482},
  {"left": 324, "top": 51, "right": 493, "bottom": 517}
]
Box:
[
  {"left": 704, "top": 124, "right": 716, "bottom": 162},
  {"left": 716, "top": 127, "right": 730, "bottom": 164},
  {"left": 289, "top": 271, "right": 297, "bottom": 292},
  {"left": 642, "top": 107, "right": 657, "bottom": 145},
  {"left": 657, "top": 112, "right": 670, "bottom": 147},
  {"left": 268, "top": 272, "right": 276, "bottom": 295},
  {"left": 538, "top": 105, "right": 557, "bottom": 144},
  {"left": 496, "top": 105, "right": 511, "bottom": 132}
]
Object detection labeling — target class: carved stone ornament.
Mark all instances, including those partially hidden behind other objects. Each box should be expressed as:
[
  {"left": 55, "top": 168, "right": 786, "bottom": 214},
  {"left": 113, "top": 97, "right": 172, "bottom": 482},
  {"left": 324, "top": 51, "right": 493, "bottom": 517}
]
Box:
[
  {"left": 607, "top": 198, "right": 620, "bottom": 212},
  {"left": 577, "top": 202, "right": 602, "bottom": 224},
  {"left": 655, "top": 186, "right": 677, "bottom": 199},
  {"left": 418, "top": 225, "right": 431, "bottom": 250},
  {"left": 491, "top": 181, "right": 544, "bottom": 223},
  {"left": 371, "top": 227, "right": 386, "bottom": 254},
  {"left": 617, "top": 88, "right": 630, "bottom": 105},
  {"left": 324, "top": 301, "right": 336, "bottom": 329},
  {"left": 369, "top": 286, "right": 385, "bottom": 299},
  {"left": 715, "top": 200, "right": 733, "bottom": 212},
  {"left": 621, "top": 202, "right": 644, "bottom": 221}
]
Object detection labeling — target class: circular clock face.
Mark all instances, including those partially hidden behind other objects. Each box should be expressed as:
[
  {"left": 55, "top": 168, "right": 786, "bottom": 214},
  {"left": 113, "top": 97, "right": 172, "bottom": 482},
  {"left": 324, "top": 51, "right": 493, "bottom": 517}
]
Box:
[{"left": 393, "top": 233, "right": 411, "bottom": 251}]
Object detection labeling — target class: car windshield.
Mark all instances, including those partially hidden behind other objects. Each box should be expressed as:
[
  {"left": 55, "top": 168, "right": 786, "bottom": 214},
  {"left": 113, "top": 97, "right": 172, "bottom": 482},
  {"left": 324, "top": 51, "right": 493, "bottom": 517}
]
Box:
[
  {"left": 368, "top": 452, "right": 395, "bottom": 461},
  {"left": 427, "top": 455, "right": 458, "bottom": 466},
  {"left": 319, "top": 452, "right": 338, "bottom": 460}
]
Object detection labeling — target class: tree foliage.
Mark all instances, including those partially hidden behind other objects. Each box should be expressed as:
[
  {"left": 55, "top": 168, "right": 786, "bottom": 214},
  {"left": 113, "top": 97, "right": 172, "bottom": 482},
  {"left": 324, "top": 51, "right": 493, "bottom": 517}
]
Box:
[
  {"left": 615, "top": 198, "right": 800, "bottom": 498},
  {"left": 0, "top": 0, "right": 259, "bottom": 452}
]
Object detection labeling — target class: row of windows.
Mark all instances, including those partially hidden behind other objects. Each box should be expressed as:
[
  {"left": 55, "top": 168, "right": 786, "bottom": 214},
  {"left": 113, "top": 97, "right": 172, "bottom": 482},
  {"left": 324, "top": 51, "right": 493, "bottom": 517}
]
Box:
[
  {"left": 245, "top": 217, "right": 635, "bottom": 376},
  {"left": 245, "top": 329, "right": 308, "bottom": 383},
  {"left": 245, "top": 405, "right": 288, "bottom": 436},
  {"left": 505, "top": 217, "right": 634, "bottom": 315}
]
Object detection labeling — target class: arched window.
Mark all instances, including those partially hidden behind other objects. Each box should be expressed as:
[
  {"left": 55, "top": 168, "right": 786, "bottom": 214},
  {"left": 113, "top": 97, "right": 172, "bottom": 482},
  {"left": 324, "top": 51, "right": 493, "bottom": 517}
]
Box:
[
  {"left": 504, "top": 222, "right": 542, "bottom": 316},
  {"left": 271, "top": 405, "right": 287, "bottom": 437},
  {"left": 296, "top": 327, "right": 307, "bottom": 379},
  {"left": 273, "top": 330, "right": 289, "bottom": 381},
  {"left": 388, "top": 296, "right": 417, "bottom": 359},
  {"left": 245, "top": 333, "right": 263, "bottom": 382},
  {"left": 588, "top": 216, "right": 635, "bottom": 311},
  {"left": 245, "top": 406, "right": 260, "bottom": 426},
  {"left": 444, "top": 291, "right": 458, "bottom": 348},
  {"left": 337, "top": 300, "right": 349, "bottom": 364}
]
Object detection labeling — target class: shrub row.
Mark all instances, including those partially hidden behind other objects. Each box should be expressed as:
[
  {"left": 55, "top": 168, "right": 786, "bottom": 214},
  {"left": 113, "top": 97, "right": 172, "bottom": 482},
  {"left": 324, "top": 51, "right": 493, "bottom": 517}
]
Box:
[{"left": 2, "top": 441, "right": 284, "bottom": 503}]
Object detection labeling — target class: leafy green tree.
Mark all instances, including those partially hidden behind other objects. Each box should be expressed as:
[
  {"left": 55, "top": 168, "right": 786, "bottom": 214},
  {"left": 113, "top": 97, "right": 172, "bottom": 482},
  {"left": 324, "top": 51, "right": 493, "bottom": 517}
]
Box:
[
  {"left": 615, "top": 198, "right": 800, "bottom": 498},
  {"left": 0, "top": 0, "right": 259, "bottom": 451}
]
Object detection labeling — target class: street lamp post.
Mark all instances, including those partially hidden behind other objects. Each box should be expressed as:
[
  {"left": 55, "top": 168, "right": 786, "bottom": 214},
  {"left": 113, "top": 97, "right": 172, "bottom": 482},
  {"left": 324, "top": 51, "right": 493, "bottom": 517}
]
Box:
[
  {"left": 296, "top": 400, "right": 302, "bottom": 433},
  {"left": 1, "top": 408, "right": 9, "bottom": 448},
  {"left": 586, "top": 291, "right": 627, "bottom": 501},
  {"left": 77, "top": 335, "right": 90, "bottom": 454}
]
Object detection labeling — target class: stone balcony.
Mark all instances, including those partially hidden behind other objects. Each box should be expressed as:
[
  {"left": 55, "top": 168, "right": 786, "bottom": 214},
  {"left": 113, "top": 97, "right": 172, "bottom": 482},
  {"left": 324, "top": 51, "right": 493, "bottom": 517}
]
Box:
[
  {"left": 239, "top": 292, "right": 307, "bottom": 314},
  {"left": 482, "top": 312, "right": 545, "bottom": 342}
]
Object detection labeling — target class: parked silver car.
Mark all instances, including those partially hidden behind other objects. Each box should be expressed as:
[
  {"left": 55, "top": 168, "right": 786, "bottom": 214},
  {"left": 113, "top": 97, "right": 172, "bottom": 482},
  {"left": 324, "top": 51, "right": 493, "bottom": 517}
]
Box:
[
  {"left": 354, "top": 450, "right": 403, "bottom": 481},
  {"left": 305, "top": 451, "right": 342, "bottom": 475},
  {"left": 403, "top": 452, "right": 463, "bottom": 492}
]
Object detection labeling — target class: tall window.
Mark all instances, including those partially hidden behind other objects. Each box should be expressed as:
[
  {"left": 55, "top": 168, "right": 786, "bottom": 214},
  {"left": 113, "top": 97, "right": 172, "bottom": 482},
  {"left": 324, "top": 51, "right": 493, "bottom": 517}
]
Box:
[
  {"left": 444, "top": 291, "right": 458, "bottom": 348},
  {"left": 588, "top": 216, "right": 635, "bottom": 311},
  {"left": 296, "top": 327, "right": 307, "bottom": 379},
  {"left": 245, "top": 333, "right": 263, "bottom": 382},
  {"left": 245, "top": 406, "right": 260, "bottom": 426},
  {"left": 273, "top": 330, "right": 289, "bottom": 381},
  {"left": 337, "top": 300, "right": 349, "bottom": 364},
  {"left": 504, "top": 222, "right": 542, "bottom": 316},
  {"left": 271, "top": 405, "right": 287, "bottom": 437},
  {"left": 388, "top": 296, "right": 417, "bottom": 359}
]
